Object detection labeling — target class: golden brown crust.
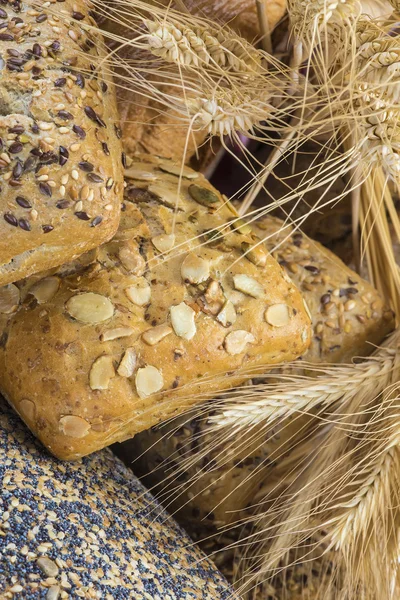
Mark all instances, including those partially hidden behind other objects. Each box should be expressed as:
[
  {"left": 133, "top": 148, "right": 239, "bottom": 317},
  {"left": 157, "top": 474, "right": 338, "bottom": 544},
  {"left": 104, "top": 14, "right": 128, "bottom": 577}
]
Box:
[
  {"left": 253, "top": 215, "right": 395, "bottom": 363},
  {"left": 126, "top": 213, "right": 394, "bottom": 528},
  {"left": 0, "top": 155, "right": 310, "bottom": 460},
  {"left": 0, "top": 0, "right": 123, "bottom": 284}
]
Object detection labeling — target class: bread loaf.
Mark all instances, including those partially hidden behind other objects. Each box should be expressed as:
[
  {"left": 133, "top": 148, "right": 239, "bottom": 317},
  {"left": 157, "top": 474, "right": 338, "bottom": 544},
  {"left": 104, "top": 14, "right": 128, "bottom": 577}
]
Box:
[
  {"left": 0, "top": 0, "right": 123, "bottom": 285},
  {"left": 0, "top": 156, "right": 311, "bottom": 460},
  {"left": 0, "top": 398, "right": 235, "bottom": 599},
  {"left": 125, "top": 213, "right": 394, "bottom": 529}
]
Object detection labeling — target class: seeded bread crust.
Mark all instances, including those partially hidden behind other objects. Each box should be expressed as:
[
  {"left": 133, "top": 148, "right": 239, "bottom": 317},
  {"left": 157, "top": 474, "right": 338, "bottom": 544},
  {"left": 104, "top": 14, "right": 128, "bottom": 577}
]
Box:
[
  {"left": 126, "top": 214, "right": 394, "bottom": 529},
  {"left": 0, "top": 0, "right": 123, "bottom": 285},
  {"left": 0, "top": 155, "right": 311, "bottom": 460},
  {"left": 253, "top": 215, "right": 395, "bottom": 364}
]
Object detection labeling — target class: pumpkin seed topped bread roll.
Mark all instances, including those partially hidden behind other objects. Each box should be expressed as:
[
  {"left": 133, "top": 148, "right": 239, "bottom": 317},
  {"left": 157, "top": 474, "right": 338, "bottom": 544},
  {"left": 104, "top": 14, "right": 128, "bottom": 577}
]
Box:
[
  {"left": 0, "top": 155, "right": 311, "bottom": 460},
  {"left": 126, "top": 213, "right": 394, "bottom": 530},
  {"left": 0, "top": 0, "right": 123, "bottom": 285}
]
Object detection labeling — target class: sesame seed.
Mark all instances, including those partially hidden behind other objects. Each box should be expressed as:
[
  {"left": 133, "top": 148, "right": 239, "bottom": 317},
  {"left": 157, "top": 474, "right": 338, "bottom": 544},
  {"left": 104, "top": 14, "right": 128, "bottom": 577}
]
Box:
[{"left": 71, "top": 170, "right": 79, "bottom": 181}]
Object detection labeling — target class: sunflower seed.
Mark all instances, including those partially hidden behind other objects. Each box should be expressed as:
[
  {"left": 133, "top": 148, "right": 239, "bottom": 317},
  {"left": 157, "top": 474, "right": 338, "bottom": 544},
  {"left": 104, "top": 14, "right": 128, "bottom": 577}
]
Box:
[
  {"left": 241, "top": 241, "right": 268, "bottom": 267},
  {"left": 125, "top": 279, "right": 151, "bottom": 306},
  {"left": 119, "top": 244, "right": 145, "bottom": 274},
  {"left": 142, "top": 324, "right": 172, "bottom": 346},
  {"left": 0, "top": 283, "right": 20, "bottom": 313},
  {"left": 100, "top": 327, "right": 135, "bottom": 342},
  {"left": 181, "top": 253, "right": 210, "bottom": 284},
  {"left": 29, "top": 277, "right": 59, "bottom": 304},
  {"left": 216, "top": 300, "right": 237, "bottom": 327},
  {"left": 37, "top": 557, "right": 59, "bottom": 577}
]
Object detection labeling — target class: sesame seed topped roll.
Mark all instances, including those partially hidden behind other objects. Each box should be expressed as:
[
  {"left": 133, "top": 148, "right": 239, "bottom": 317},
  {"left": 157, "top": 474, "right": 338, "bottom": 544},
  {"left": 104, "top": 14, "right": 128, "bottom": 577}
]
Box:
[{"left": 0, "top": 0, "right": 123, "bottom": 285}]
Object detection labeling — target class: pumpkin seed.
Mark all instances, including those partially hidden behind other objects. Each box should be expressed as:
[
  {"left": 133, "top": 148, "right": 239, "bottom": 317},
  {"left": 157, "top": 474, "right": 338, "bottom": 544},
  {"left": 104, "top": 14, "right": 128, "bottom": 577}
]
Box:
[{"left": 188, "top": 184, "right": 219, "bottom": 207}]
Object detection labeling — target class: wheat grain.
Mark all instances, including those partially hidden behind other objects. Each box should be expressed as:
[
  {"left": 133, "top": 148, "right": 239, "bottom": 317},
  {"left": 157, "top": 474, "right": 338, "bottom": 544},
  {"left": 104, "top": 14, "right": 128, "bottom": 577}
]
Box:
[
  {"left": 143, "top": 19, "right": 263, "bottom": 74},
  {"left": 211, "top": 356, "right": 394, "bottom": 431}
]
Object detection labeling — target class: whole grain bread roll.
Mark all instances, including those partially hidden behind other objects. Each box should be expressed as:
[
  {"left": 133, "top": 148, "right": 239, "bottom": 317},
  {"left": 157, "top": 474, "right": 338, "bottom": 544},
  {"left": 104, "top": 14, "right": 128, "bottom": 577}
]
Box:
[
  {"left": 0, "top": 0, "right": 123, "bottom": 285},
  {"left": 124, "top": 213, "right": 394, "bottom": 529},
  {"left": 0, "top": 156, "right": 311, "bottom": 460},
  {"left": 0, "top": 398, "right": 236, "bottom": 599}
]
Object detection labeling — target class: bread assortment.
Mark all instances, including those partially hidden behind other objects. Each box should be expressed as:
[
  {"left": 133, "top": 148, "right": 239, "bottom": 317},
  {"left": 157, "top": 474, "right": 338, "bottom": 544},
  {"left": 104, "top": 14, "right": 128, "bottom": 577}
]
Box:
[
  {"left": 0, "top": 156, "right": 311, "bottom": 460},
  {"left": 125, "top": 213, "right": 394, "bottom": 529},
  {"left": 0, "top": 0, "right": 124, "bottom": 285},
  {"left": 0, "top": 3, "right": 398, "bottom": 599},
  {"left": 0, "top": 398, "right": 235, "bottom": 599}
]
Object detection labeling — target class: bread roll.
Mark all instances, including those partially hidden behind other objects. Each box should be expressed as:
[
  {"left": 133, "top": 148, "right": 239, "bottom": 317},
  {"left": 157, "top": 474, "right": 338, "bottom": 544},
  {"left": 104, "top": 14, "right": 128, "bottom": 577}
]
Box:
[
  {"left": 0, "top": 156, "right": 311, "bottom": 460},
  {"left": 124, "top": 213, "right": 394, "bottom": 529},
  {"left": 0, "top": 0, "right": 123, "bottom": 285},
  {"left": 0, "top": 398, "right": 235, "bottom": 599}
]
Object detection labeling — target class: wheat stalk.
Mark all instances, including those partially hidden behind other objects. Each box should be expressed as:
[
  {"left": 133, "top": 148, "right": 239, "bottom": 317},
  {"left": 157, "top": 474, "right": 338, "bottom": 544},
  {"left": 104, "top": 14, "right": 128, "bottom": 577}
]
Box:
[
  {"left": 211, "top": 355, "right": 395, "bottom": 432},
  {"left": 143, "top": 19, "right": 263, "bottom": 74}
]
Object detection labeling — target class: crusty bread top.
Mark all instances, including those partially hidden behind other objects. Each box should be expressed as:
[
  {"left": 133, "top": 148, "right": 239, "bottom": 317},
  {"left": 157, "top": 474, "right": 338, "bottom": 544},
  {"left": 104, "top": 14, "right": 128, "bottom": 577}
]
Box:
[
  {"left": 0, "top": 0, "right": 123, "bottom": 284},
  {"left": 0, "top": 155, "right": 311, "bottom": 459},
  {"left": 126, "top": 213, "right": 395, "bottom": 529},
  {"left": 253, "top": 215, "right": 395, "bottom": 364}
]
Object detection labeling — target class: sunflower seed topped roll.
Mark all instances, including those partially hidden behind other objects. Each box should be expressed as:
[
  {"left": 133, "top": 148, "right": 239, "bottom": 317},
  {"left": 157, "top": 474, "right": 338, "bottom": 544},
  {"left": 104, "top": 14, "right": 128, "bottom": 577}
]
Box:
[
  {"left": 0, "top": 0, "right": 123, "bottom": 285},
  {"left": 0, "top": 155, "right": 311, "bottom": 459}
]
